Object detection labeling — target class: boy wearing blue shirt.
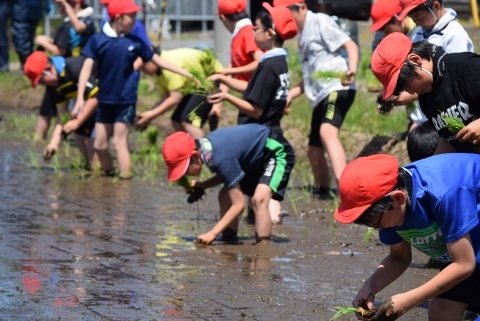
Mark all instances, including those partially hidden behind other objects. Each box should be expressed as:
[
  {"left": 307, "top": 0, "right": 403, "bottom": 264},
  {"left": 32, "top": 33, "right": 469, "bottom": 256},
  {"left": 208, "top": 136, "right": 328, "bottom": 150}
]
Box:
[
  {"left": 334, "top": 153, "right": 480, "bottom": 320},
  {"left": 75, "top": 0, "right": 194, "bottom": 179},
  {"left": 161, "top": 124, "right": 295, "bottom": 245}
]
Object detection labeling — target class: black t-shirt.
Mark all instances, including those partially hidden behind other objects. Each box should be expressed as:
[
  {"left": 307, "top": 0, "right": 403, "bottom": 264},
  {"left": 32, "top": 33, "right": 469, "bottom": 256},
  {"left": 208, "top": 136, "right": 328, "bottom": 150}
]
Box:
[
  {"left": 54, "top": 56, "right": 98, "bottom": 105},
  {"left": 54, "top": 16, "right": 96, "bottom": 57},
  {"left": 419, "top": 47, "right": 480, "bottom": 153},
  {"left": 238, "top": 55, "right": 289, "bottom": 131}
]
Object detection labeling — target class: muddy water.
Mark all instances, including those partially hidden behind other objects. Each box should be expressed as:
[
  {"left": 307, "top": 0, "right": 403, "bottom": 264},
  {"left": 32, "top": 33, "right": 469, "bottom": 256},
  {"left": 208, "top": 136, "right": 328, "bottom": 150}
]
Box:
[{"left": 0, "top": 138, "right": 446, "bottom": 320}]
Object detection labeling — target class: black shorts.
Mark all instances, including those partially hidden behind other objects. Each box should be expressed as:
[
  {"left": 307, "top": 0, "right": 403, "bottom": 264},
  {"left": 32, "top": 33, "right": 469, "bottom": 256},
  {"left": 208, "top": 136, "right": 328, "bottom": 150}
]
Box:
[
  {"left": 436, "top": 268, "right": 480, "bottom": 313},
  {"left": 308, "top": 89, "right": 356, "bottom": 147},
  {"left": 171, "top": 94, "right": 212, "bottom": 128},
  {"left": 239, "top": 129, "right": 295, "bottom": 201},
  {"left": 39, "top": 86, "right": 58, "bottom": 117}
]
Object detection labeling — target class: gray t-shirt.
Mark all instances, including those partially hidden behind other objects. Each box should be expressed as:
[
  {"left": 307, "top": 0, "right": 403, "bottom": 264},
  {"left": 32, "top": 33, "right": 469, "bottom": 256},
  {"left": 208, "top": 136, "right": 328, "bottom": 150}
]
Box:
[{"left": 299, "top": 11, "right": 355, "bottom": 108}]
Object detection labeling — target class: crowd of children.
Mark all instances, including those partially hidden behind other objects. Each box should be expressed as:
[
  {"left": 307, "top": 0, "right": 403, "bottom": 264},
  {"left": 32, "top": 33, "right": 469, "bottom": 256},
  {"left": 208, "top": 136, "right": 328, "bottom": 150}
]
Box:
[{"left": 18, "top": 0, "right": 480, "bottom": 319}]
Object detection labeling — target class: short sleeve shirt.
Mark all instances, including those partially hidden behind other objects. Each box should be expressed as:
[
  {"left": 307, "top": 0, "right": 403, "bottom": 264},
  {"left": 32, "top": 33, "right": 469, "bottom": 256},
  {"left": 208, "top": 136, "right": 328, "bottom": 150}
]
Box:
[
  {"left": 156, "top": 48, "right": 223, "bottom": 95},
  {"left": 298, "top": 11, "right": 355, "bottom": 108},
  {"left": 203, "top": 124, "right": 270, "bottom": 189},
  {"left": 238, "top": 50, "right": 289, "bottom": 131},
  {"left": 379, "top": 153, "right": 480, "bottom": 267},
  {"left": 81, "top": 23, "right": 154, "bottom": 104},
  {"left": 54, "top": 16, "right": 96, "bottom": 57},
  {"left": 231, "top": 20, "right": 262, "bottom": 82},
  {"left": 54, "top": 56, "right": 98, "bottom": 105}
]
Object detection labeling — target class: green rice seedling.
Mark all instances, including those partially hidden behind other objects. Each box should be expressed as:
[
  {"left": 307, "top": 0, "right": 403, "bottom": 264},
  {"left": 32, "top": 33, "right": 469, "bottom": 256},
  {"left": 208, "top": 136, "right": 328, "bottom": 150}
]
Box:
[
  {"left": 313, "top": 70, "right": 348, "bottom": 82},
  {"left": 330, "top": 306, "right": 376, "bottom": 320},
  {"left": 181, "top": 68, "right": 218, "bottom": 97},
  {"left": 175, "top": 175, "right": 194, "bottom": 193},
  {"left": 199, "top": 48, "right": 218, "bottom": 77},
  {"left": 362, "top": 227, "right": 377, "bottom": 246},
  {"left": 442, "top": 115, "right": 465, "bottom": 134}
]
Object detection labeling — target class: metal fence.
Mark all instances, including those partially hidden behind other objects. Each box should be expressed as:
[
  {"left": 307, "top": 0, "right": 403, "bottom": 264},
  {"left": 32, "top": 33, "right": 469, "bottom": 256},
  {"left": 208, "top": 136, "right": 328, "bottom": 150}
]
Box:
[{"left": 44, "top": 0, "right": 215, "bottom": 38}]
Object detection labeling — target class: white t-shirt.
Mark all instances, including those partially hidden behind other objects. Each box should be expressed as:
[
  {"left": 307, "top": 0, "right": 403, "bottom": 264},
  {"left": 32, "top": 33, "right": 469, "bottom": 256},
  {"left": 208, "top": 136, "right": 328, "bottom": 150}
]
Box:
[
  {"left": 409, "top": 8, "right": 474, "bottom": 125},
  {"left": 298, "top": 10, "right": 355, "bottom": 108}
]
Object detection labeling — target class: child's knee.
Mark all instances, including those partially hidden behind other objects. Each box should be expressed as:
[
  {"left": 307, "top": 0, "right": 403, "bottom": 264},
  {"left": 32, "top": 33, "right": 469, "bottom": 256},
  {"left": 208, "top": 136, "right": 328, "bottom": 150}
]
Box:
[{"left": 251, "top": 194, "right": 270, "bottom": 211}]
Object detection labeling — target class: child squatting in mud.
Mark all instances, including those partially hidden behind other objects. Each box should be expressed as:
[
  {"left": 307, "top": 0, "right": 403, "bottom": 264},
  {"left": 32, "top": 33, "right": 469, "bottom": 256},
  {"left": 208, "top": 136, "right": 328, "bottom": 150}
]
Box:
[{"left": 334, "top": 153, "right": 480, "bottom": 321}]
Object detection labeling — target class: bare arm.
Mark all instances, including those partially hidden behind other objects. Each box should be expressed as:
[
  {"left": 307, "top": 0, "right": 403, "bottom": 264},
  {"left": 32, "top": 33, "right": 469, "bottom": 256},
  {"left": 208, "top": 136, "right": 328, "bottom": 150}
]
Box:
[
  {"left": 136, "top": 92, "right": 183, "bottom": 126},
  {"left": 209, "top": 74, "right": 249, "bottom": 93},
  {"left": 221, "top": 50, "right": 264, "bottom": 77},
  {"left": 196, "top": 184, "right": 245, "bottom": 244},
  {"left": 63, "top": 98, "right": 98, "bottom": 134},
  {"left": 55, "top": 0, "right": 87, "bottom": 33},
  {"left": 342, "top": 39, "right": 359, "bottom": 86},
  {"left": 353, "top": 240, "right": 412, "bottom": 311},
  {"left": 207, "top": 92, "right": 263, "bottom": 119},
  {"left": 35, "top": 35, "right": 63, "bottom": 56},
  {"left": 150, "top": 54, "right": 193, "bottom": 79},
  {"left": 372, "top": 234, "right": 476, "bottom": 319}
]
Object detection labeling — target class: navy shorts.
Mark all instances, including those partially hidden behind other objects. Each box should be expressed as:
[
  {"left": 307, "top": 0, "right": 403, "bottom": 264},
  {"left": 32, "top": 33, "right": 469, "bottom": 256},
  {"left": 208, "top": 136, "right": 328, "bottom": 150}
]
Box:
[
  {"left": 171, "top": 94, "right": 212, "bottom": 128},
  {"left": 96, "top": 103, "right": 136, "bottom": 124},
  {"left": 309, "top": 90, "right": 356, "bottom": 147},
  {"left": 239, "top": 129, "right": 295, "bottom": 201}
]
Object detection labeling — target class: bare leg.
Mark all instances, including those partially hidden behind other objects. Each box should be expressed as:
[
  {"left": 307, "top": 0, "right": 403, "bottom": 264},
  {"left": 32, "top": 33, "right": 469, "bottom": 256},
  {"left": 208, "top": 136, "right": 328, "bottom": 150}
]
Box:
[
  {"left": 218, "top": 187, "right": 239, "bottom": 231},
  {"left": 320, "top": 123, "right": 346, "bottom": 183},
  {"left": 428, "top": 297, "right": 467, "bottom": 321},
  {"left": 112, "top": 122, "right": 132, "bottom": 177},
  {"left": 307, "top": 145, "right": 331, "bottom": 189},
  {"left": 182, "top": 121, "right": 205, "bottom": 139},
  {"left": 35, "top": 115, "right": 51, "bottom": 141},
  {"left": 252, "top": 184, "right": 273, "bottom": 240},
  {"left": 93, "top": 123, "right": 114, "bottom": 173}
]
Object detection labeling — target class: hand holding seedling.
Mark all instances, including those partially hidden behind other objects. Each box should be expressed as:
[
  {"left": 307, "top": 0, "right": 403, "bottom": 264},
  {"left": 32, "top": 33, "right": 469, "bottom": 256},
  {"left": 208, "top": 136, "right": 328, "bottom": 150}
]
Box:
[
  {"left": 62, "top": 119, "right": 79, "bottom": 134},
  {"left": 341, "top": 70, "right": 355, "bottom": 86},
  {"left": 207, "top": 73, "right": 224, "bottom": 83},
  {"left": 365, "top": 296, "right": 405, "bottom": 321},
  {"left": 207, "top": 92, "right": 228, "bottom": 105},
  {"left": 376, "top": 94, "right": 398, "bottom": 115},
  {"left": 456, "top": 118, "right": 480, "bottom": 145}
]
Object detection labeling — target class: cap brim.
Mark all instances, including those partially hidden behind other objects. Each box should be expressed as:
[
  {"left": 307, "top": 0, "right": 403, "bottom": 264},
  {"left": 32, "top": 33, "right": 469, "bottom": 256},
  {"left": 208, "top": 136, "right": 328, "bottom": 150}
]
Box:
[
  {"left": 382, "top": 67, "right": 401, "bottom": 99},
  {"left": 370, "top": 17, "right": 390, "bottom": 32},
  {"left": 31, "top": 74, "right": 42, "bottom": 88},
  {"left": 167, "top": 158, "right": 190, "bottom": 182},
  {"left": 334, "top": 203, "right": 371, "bottom": 224},
  {"left": 397, "top": 4, "right": 417, "bottom": 21}
]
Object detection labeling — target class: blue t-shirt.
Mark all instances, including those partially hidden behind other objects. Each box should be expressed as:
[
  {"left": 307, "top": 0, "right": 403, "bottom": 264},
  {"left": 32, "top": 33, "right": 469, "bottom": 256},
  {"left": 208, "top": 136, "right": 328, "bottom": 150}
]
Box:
[
  {"left": 81, "top": 28, "right": 154, "bottom": 104},
  {"left": 203, "top": 124, "right": 270, "bottom": 189},
  {"left": 380, "top": 153, "right": 480, "bottom": 268}
]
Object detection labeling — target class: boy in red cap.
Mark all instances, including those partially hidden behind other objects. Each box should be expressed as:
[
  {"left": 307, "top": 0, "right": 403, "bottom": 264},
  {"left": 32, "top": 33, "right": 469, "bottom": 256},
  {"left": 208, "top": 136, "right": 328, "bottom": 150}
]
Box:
[
  {"left": 274, "top": 0, "right": 358, "bottom": 198},
  {"left": 216, "top": 0, "right": 264, "bottom": 82},
  {"left": 370, "top": 0, "right": 416, "bottom": 37},
  {"left": 207, "top": 3, "right": 297, "bottom": 225},
  {"left": 391, "top": 0, "right": 473, "bottom": 131},
  {"left": 161, "top": 123, "right": 295, "bottom": 245},
  {"left": 334, "top": 153, "right": 480, "bottom": 320},
  {"left": 23, "top": 51, "right": 98, "bottom": 167},
  {"left": 33, "top": 0, "right": 96, "bottom": 141},
  {"left": 75, "top": 0, "right": 196, "bottom": 179},
  {"left": 371, "top": 32, "right": 480, "bottom": 154}
]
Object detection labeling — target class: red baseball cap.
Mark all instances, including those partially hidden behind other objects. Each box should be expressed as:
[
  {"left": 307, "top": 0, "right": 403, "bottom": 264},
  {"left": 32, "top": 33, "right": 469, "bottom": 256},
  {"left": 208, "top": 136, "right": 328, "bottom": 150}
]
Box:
[
  {"left": 161, "top": 132, "right": 196, "bottom": 182},
  {"left": 107, "top": 0, "right": 143, "bottom": 19},
  {"left": 334, "top": 154, "right": 399, "bottom": 224},
  {"left": 273, "top": 0, "right": 304, "bottom": 7},
  {"left": 371, "top": 32, "right": 412, "bottom": 99},
  {"left": 263, "top": 3, "right": 298, "bottom": 40},
  {"left": 370, "top": 0, "right": 402, "bottom": 32},
  {"left": 24, "top": 51, "right": 49, "bottom": 88},
  {"left": 100, "top": 0, "right": 109, "bottom": 4},
  {"left": 398, "top": 0, "right": 426, "bottom": 20},
  {"left": 217, "top": 0, "right": 246, "bottom": 15}
]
